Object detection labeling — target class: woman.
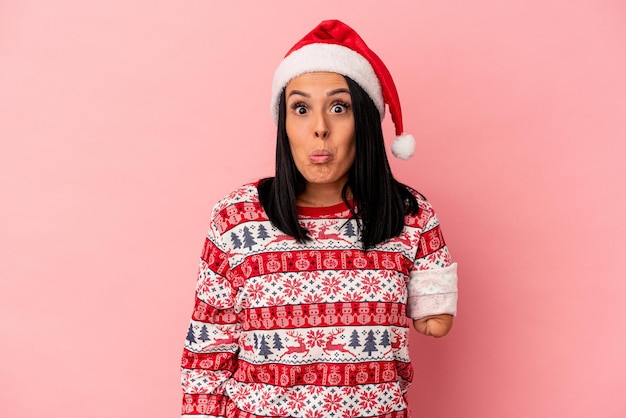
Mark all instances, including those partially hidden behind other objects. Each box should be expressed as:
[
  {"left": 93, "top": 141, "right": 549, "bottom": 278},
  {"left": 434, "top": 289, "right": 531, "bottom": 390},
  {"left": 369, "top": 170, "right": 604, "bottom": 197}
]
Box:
[{"left": 181, "top": 20, "right": 458, "bottom": 418}]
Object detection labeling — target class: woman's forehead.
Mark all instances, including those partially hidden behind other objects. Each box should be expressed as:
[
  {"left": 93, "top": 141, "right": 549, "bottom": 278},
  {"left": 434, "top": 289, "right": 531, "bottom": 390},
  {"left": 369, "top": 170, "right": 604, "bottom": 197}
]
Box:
[{"left": 285, "top": 72, "right": 349, "bottom": 94}]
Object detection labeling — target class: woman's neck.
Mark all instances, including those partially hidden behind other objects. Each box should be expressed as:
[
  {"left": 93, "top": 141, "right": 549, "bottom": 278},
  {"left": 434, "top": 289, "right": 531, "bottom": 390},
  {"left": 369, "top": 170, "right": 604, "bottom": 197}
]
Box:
[{"left": 296, "top": 183, "right": 351, "bottom": 207}]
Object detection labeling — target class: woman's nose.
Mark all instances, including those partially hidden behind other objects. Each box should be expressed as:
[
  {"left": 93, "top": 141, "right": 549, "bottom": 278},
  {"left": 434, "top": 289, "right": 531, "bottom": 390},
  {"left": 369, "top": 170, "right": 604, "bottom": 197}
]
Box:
[{"left": 314, "top": 114, "right": 330, "bottom": 139}]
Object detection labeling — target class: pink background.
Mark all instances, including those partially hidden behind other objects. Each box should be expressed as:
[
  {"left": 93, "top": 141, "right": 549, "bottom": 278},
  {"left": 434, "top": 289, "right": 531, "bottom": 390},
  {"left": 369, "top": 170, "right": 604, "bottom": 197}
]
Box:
[{"left": 1, "top": 1, "right": 625, "bottom": 417}]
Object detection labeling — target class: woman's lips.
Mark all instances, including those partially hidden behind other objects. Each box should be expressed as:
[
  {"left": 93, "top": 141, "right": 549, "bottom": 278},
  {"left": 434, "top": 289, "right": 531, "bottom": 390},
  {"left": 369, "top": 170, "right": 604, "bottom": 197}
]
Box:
[{"left": 309, "top": 150, "right": 333, "bottom": 164}]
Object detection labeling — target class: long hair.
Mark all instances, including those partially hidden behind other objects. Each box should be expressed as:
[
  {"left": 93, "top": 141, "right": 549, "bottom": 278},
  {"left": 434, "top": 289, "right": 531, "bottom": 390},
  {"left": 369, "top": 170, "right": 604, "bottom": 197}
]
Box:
[{"left": 258, "top": 76, "right": 420, "bottom": 249}]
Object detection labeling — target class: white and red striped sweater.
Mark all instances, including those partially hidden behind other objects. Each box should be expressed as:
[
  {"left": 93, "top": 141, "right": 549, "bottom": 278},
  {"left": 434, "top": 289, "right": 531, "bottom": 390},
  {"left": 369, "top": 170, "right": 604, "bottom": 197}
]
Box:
[{"left": 181, "top": 182, "right": 458, "bottom": 417}]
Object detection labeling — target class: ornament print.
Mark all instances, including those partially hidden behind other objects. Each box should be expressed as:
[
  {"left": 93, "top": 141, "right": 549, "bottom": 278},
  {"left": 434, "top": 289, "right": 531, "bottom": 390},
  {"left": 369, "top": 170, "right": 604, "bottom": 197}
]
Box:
[{"left": 181, "top": 183, "right": 456, "bottom": 417}]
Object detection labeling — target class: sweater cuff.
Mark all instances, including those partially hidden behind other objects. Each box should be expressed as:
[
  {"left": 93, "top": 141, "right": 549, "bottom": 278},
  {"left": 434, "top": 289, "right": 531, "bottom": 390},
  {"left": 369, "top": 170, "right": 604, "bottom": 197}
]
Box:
[{"left": 406, "top": 263, "right": 458, "bottom": 319}]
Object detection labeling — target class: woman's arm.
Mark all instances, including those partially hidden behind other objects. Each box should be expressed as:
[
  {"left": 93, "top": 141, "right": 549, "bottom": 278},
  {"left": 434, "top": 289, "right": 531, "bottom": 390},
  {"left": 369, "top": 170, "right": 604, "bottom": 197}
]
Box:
[
  {"left": 405, "top": 204, "right": 458, "bottom": 336},
  {"left": 181, "top": 223, "right": 240, "bottom": 418}
]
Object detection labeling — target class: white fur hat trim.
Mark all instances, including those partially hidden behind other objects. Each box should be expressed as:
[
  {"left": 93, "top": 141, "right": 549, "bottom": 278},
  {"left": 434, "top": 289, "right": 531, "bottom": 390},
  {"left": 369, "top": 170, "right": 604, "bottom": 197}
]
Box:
[{"left": 271, "top": 43, "right": 385, "bottom": 123}]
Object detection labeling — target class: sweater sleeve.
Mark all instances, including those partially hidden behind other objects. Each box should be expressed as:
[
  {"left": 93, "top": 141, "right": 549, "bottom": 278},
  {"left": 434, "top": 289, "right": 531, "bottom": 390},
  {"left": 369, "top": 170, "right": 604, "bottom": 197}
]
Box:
[
  {"left": 181, "top": 219, "right": 241, "bottom": 418},
  {"left": 406, "top": 206, "right": 458, "bottom": 320}
]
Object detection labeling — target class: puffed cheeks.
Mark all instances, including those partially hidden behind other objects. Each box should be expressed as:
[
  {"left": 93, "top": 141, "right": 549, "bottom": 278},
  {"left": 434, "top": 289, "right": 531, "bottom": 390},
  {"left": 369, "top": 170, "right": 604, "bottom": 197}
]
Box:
[{"left": 406, "top": 263, "right": 458, "bottom": 319}]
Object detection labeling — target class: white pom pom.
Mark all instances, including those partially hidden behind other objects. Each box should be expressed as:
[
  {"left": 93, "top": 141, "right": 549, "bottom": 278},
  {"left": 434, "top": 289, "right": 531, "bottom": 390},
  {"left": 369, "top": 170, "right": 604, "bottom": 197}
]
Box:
[{"left": 391, "top": 134, "right": 416, "bottom": 160}]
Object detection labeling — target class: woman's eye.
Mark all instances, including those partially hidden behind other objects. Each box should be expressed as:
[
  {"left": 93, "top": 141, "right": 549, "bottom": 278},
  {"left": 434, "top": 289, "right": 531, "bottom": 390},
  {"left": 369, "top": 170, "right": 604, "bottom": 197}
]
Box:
[
  {"left": 294, "top": 105, "right": 307, "bottom": 114},
  {"left": 331, "top": 103, "right": 348, "bottom": 113}
]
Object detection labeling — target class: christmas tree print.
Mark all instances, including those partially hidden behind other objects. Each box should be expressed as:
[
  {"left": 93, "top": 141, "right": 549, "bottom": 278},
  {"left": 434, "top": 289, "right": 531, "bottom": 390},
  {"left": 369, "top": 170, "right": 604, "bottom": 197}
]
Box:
[
  {"left": 258, "top": 335, "right": 273, "bottom": 359},
  {"left": 230, "top": 232, "right": 242, "bottom": 249},
  {"left": 242, "top": 226, "right": 257, "bottom": 250},
  {"left": 379, "top": 330, "right": 390, "bottom": 349},
  {"left": 186, "top": 324, "right": 196, "bottom": 345},
  {"left": 198, "top": 324, "right": 210, "bottom": 342},
  {"left": 363, "top": 330, "right": 378, "bottom": 356},
  {"left": 257, "top": 224, "right": 270, "bottom": 240},
  {"left": 253, "top": 333, "right": 259, "bottom": 349},
  {"left": 348, "top": 329, "right": 361, "bottom": 349},
  {"left": 272, "top": 333, "right": 284, "bottom": 350},
  {"left": 344, "top": 221, "right": 356, "bottom": 238}
]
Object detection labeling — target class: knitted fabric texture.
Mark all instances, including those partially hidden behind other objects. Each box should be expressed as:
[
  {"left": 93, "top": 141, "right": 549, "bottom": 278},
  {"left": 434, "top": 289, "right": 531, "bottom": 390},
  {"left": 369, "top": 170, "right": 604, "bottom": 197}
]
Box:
[{"left": 181, "top": 182, "right": 457, "bottom": 417}]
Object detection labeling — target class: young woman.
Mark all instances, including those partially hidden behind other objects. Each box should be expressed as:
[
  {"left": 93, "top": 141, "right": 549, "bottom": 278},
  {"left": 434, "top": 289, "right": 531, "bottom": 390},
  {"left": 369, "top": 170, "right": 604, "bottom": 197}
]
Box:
[{"left": 181, "top": 20, "right": 458, "bottom": 418}]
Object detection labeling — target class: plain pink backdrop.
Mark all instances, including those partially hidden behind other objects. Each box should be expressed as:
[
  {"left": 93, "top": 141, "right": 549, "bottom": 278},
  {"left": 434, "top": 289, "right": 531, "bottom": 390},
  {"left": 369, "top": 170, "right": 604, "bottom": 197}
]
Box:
[{"left": 1, "top": 1, "right": 625, "bottom": 417}]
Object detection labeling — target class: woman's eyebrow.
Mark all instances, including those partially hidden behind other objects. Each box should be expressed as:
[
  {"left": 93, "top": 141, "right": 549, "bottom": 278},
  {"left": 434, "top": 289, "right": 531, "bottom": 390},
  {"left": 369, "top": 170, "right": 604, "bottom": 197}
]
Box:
[
  {"left": 287, "top": 90, "right": 310, "bottom": 98},
  {"left": 327, "top": 88, "right": 350, "bottom": 96}
]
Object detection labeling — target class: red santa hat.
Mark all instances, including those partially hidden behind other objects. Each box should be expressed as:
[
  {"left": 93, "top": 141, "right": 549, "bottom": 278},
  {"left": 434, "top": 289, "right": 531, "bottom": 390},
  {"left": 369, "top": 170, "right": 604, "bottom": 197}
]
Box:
[{"left": 270, "top": 19, "right": 415, "bottom": 160}]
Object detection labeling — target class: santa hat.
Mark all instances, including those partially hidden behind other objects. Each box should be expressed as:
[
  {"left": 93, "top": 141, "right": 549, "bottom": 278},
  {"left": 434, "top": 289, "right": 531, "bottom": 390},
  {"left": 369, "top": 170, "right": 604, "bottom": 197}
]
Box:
[{"left": 270, "top": 19, "right": 415, "bottom": 160}]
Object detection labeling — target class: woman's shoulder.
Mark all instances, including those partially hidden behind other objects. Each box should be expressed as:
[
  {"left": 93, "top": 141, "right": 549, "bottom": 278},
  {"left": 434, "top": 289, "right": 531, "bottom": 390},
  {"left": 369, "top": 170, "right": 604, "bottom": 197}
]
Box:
[
  {"left": 402, "top": 184, "right": 425, "bottom": 201},
  {"left": 213, "top": 181, "right": 260, "bottom": 209},
  {"left": 208, "top": 181, "right": 267, "bottom": 233},
  {"left": 400, "top": 183, "right": 432, "bottom": 211},
  {"left": 401, "top": 184, "right": 439, "bottom": 227}
]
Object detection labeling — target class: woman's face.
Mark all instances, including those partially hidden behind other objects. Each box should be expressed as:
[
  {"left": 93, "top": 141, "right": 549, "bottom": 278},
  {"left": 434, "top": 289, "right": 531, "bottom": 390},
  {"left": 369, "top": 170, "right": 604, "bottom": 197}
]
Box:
[{"left": 285, "top": 72, "right": 356, "bottom": 191}]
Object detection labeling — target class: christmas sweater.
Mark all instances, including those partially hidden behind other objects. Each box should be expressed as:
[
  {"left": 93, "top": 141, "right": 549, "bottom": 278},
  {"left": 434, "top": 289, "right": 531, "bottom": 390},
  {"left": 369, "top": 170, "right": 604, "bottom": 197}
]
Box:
[{"left": 181, "top": 182, "right": 458, "bottom": 418}]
